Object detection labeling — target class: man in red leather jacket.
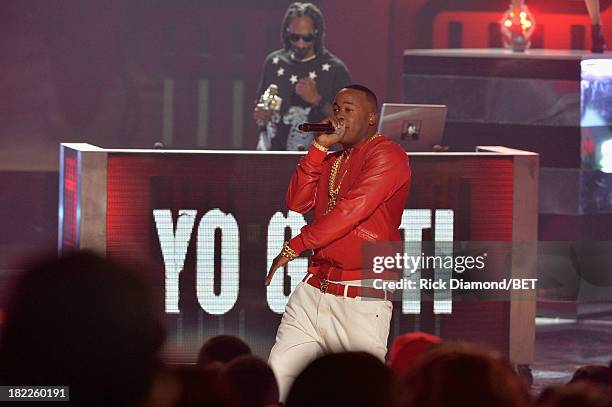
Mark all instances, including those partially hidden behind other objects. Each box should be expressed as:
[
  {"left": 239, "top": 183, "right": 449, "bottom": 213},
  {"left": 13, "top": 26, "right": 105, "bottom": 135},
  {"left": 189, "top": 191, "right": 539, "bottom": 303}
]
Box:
[{"left": 265, "top": 85, "right": 411, "bottom": 401}]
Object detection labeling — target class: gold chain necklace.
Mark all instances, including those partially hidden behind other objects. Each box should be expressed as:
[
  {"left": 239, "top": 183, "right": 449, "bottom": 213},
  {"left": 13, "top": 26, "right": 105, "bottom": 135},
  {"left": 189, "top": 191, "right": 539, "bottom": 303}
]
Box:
[
  {"left": 325, "top": 151, "right": 349, "bottom": 214},
  {"left": 324, "top": 133, "right": 381, "bottom": 214}
]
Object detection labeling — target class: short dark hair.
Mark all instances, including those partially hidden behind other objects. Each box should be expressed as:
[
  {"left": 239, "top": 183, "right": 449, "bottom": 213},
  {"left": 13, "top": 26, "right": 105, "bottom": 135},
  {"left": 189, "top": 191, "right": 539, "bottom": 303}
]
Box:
[
  {"left": 343, "top": 84, "right": 378, "bottom": 112},
  {"left": 281, "top": 2, "right": 326, "bottom": 55}
]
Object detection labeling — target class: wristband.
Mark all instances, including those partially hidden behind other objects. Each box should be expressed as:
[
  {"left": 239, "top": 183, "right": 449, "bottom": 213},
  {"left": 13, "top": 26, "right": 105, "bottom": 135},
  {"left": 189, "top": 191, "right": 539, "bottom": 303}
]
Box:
[{"left": 281, "top": 241, "right": 298, "bottom": 260}]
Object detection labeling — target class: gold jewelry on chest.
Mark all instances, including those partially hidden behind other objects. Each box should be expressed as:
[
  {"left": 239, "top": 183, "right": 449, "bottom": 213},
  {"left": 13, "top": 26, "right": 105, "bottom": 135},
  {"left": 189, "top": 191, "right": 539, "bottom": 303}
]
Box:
[
  {"left": 325, "top": 150, "right": 350, "bottom": 214},
  {"left": 324, "top": 133, "right": 381, "bottom": 214}
]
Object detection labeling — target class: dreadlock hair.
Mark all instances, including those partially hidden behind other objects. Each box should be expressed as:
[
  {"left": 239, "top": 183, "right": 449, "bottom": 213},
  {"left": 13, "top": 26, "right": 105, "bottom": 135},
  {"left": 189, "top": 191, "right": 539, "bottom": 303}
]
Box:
[{"left": 281, "top": 2, "right": 326, "bottom": 55}]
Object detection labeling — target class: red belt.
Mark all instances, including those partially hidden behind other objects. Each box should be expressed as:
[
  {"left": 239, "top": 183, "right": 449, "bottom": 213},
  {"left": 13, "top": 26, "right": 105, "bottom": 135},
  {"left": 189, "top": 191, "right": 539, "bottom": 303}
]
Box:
[{"left": 302, "top": 273, "right": 391, "bottom": 300}]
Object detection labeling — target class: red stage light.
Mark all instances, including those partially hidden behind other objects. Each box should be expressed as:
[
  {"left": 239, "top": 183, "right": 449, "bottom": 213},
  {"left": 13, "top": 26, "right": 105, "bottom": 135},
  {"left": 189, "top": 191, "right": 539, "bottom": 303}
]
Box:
[{"left": 500, "top": 1, "right": 536, "bottom": 51}]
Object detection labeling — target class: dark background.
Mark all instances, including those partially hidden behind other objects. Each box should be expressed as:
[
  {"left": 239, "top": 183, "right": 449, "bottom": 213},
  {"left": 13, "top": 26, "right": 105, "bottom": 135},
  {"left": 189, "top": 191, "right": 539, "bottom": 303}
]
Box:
[{"left": 2, "top": 1, "right": 611, "bottom": 157}]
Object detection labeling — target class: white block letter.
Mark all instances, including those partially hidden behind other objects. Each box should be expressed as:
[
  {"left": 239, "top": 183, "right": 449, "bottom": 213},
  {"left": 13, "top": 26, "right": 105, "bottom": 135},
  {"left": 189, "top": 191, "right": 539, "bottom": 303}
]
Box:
[
  {"left": 266, "top": 211, "right": 307, "bottom": 313},
  {"left": 153, "top": 209, "right": 197, "bottom": 314},
  {"left": 196, "top": 209, "right": 240, "bottom": 315}
]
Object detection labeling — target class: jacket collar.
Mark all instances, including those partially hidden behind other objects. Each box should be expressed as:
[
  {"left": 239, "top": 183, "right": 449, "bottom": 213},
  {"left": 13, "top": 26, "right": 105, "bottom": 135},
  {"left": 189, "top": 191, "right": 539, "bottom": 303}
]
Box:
[{"left": 345, "top": 133, "right": 382, "bottom": 154}]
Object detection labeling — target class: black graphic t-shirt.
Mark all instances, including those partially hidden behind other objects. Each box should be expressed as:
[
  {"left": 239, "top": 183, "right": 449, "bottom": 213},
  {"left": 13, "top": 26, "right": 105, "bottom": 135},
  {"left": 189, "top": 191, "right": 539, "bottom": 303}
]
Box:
[{"left": 256, "top": 48, "right": 351, "bottom": 150}]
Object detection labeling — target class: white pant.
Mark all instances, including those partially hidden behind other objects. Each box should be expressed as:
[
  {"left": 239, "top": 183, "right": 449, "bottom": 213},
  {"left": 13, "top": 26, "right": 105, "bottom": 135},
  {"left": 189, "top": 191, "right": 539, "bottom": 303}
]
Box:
[{"left": 268, "top": 280, "right": 393, "bottom": 402}]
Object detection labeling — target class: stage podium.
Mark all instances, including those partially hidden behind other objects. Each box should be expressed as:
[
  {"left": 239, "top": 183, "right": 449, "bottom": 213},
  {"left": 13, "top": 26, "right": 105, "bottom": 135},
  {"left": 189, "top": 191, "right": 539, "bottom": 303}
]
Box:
[{"left": 59, "top": 143, "right": 538, "bottom": 368}]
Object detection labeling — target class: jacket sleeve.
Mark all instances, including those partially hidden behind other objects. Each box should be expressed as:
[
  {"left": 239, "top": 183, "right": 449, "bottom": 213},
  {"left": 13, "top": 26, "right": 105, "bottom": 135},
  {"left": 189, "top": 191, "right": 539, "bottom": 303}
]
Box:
[
  {"left": 289, "top": 145, "right": 410, "bottom": 253},
  {"left": 285, "top": 146, "right": 328, "bottom": 214}
]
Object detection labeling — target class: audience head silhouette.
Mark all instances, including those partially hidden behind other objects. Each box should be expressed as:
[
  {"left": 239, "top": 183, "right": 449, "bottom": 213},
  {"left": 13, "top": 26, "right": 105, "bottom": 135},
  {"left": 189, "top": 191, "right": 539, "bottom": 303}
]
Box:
[
  {"left": 397, "top": 342, "right": 531, "bottom": 407},
  {"left": 197, "top": 335, "right": 252, "bottom": 367},
  {"left": 285, "top": 351, "right": 395, "bottom": 407},
  {"left": 388, "top": 331, "right": 441, "bottom": 376},
  {"left": 221, "top": 355, "right": 279, "bottom": 407},
  {"left": 0, "top": 251, "right": 165, "bottom": 406},
  {"left": 537, "top": 382, "right": 611, "bottom": 407}
]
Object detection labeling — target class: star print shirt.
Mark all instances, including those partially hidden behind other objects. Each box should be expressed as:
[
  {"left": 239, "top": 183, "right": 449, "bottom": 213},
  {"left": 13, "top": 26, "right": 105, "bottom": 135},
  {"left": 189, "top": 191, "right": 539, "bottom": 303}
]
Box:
[{"left": 255, "top": 48, "right": 351, "bottom": 150}]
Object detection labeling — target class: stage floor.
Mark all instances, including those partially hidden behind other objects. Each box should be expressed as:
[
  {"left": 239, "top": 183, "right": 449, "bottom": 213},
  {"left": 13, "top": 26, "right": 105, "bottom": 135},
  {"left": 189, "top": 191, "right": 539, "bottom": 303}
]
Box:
[{"left": 533, "top": 317, "right": 612, "bottom": 393}]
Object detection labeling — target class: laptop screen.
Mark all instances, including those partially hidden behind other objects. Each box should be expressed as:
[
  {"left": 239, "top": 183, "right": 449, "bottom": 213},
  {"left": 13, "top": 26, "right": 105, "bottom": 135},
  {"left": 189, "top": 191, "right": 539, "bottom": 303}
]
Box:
[{"left": 377, "top": 103, "right": 448, "bottom": 151}]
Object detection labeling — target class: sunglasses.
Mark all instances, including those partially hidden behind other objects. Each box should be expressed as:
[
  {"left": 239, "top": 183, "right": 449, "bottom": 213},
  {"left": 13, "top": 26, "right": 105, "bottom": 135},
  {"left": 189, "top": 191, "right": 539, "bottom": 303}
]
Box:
[{"left": 288, "top": 33, "right": 316, "bottom": 43}]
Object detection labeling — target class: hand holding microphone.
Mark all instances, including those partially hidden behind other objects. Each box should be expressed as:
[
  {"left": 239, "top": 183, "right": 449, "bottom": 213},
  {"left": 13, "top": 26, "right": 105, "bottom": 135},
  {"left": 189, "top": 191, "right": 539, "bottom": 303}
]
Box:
[{"left": 299, "top": 119, "right": 346, "bottom": 148}]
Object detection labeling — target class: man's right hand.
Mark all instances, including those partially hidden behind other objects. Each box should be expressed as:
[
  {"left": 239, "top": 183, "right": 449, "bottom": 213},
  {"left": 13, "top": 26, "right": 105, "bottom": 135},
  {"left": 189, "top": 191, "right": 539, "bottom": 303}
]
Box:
[
  {"left": 253, "top": 106, "right": 274, "bottom": 122},
  {"left": 315, "top": 119, "right": 346, "bottom": 148}
]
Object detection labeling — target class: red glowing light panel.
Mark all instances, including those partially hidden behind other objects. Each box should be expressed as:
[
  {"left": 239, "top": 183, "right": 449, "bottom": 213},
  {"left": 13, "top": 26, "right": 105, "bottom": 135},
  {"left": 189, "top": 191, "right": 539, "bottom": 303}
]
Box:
[{"left": 60, "top": 152, "right": 79, "bottom": 250}]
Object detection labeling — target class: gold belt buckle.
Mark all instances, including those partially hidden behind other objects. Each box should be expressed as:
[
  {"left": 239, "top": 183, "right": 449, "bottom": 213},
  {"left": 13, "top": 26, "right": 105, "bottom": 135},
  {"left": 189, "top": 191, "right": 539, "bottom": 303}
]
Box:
[{"left": 320, "top": 278, "right": 330, "bottom": 294}]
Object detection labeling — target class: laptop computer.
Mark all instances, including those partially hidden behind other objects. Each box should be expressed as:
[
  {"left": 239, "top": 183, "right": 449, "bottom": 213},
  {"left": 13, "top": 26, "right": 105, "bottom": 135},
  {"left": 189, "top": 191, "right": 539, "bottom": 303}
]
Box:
[{"left": 377, "top": 103, "right": 448, "bottom": 151}]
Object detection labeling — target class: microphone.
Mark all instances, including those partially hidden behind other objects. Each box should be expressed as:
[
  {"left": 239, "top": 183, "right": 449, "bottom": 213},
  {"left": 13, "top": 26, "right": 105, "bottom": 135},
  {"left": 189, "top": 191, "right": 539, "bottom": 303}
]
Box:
[{"left": 298, "top": 122, "right": 335, "bottom": 133}]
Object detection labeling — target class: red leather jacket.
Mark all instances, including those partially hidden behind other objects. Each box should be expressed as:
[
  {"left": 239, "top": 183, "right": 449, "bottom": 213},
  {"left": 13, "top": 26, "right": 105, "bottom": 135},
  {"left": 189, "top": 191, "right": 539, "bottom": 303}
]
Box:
[{"left": 287, "top": 135, "right": 411, "bottom": 281}]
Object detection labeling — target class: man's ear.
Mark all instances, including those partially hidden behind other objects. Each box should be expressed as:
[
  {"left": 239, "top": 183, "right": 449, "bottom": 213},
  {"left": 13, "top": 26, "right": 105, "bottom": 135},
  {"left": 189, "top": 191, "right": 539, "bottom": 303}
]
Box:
[{"left": 368, "top": 112, "right": 377, "bottom": 126}]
